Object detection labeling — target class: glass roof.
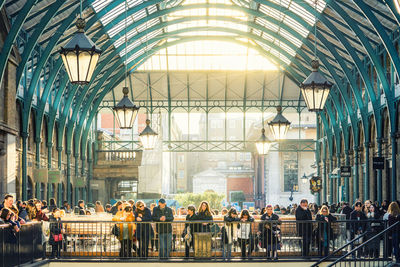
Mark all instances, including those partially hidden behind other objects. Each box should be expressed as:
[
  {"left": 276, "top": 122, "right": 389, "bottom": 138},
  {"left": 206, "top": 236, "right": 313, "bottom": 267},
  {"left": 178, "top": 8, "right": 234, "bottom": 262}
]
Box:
[{"left": 90, "top": 0, "right": 327, "bottom": 71}]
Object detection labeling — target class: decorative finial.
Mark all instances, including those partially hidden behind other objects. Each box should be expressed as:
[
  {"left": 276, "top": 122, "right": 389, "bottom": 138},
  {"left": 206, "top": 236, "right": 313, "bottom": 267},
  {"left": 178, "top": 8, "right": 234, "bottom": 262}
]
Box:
[
  {"left": 122, "top": 86, "right": 129, "bottom": 96},
  {"left": 76, "top": 18, "right": 86, "bottom": 32},
  {"left": 311, "top": 59, "right": 320, "bottom": 71},
  {"left": 276, "top": 106, "right": 282, "bottom": 113},
  {"left": 146, "top": 119, "right": 151, "bottom": 125}
]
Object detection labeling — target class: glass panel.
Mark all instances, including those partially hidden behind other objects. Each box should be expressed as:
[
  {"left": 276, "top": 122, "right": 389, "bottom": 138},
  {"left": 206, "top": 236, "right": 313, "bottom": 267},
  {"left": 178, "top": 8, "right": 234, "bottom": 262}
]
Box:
[{"left": 283, "top": 151, "right": 298, "bottom": 192}]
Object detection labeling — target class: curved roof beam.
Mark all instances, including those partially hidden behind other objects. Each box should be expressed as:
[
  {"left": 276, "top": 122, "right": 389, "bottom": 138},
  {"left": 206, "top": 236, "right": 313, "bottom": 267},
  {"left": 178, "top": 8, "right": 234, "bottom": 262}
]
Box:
[
  {"left": 0, "top": 0, "right": 38, "bottom": 95},
  {"left": 383, "top": 0, "right": 400, "bottom": 25},
  {"left": 352, "top": 0, "right": 398, "bottom": 132}
]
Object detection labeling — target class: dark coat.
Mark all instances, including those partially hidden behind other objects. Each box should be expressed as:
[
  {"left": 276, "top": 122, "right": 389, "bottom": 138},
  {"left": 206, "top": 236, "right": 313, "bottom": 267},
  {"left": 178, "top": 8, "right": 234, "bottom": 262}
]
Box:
[
  {"left": 341, "top": 206, "right": 353, "bottom": 220},
  {"left": 221, "top": 215, "right": 239, "bottom": 244},
  {"left": 349, "top": 210, "right": 367, "bottom": 234},
  {"left": 259, "top": 213, "right": 280, "bottom": 247},
  {"left": 49, "top": 216, "right": 63, "bottom": 245},
  {"left": 183, "top": 213, "right": 198, "bottom": 237},
  {"left": 152, "top": 206, "right": 174, "bottom": 234},
  {"left": 295, "top": 206, "right": 312, "bottom": 237},
  {"left": 315, "top": 214, "right": 337, "bottom": 241},
  {"left": 196, "top": 211, "right": 213, "bottom": 232},
  {"left": 388, "top": 214, "right": 400, "bottom": 237},
  {"left": 134, "top": 207, "right": 153, "bottom": 240}
]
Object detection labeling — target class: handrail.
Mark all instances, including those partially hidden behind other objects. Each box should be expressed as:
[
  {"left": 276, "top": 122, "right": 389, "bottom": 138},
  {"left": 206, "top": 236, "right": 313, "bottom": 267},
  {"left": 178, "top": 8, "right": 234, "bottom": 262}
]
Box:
[
  {"left": 311, "top": 231, "right": 368, "bottom": 267},
  {"left": 326, "top": 221, "right": 400, "bottom": 267}
]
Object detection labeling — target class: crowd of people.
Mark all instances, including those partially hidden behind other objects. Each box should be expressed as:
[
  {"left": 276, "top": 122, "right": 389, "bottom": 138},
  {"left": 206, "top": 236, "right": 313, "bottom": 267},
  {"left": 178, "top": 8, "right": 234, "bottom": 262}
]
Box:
[{"left": 0, "top": 194, "right": 400, "bottom": 263}]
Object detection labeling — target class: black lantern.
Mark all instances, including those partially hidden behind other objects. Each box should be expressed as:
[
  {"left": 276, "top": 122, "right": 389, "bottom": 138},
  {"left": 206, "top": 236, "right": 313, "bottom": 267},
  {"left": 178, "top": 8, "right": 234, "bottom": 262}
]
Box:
[
  {"left": 268, "top": 106, "right": 291, "bottom": 140},
  {"left": 300, "top": 60, "right": 332, "bottom": 112},
  {"left": 113, "top": 87, "right": 139, "bottom": 129},
  {"left": 255, "top": 128, "right": 271, "bottom": 155},
  {"left": 139, "top": 119, "right": 158, "bottom": 150},
  {"left": 60, "top": 18, "right": 101, "bottom": 85}
]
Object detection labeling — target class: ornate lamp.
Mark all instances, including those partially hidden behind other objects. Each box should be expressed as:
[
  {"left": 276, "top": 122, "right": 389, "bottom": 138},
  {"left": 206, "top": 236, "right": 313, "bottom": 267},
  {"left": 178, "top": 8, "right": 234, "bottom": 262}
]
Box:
[
  {"left": 60, "top": 18, "right": 101, "bottom": 85},
  {"left": 301, "top": 173, "right": 308, "bottom": 184},
  {"left": 113, "top": 1, "right": 139, "bottom": 129},
  {"left": 300, "top": 60, "right": 332, "bottom": 112},
  {"left": 113, "top": 87, "right": 139, "bottom": 129},
  {"left": 268, "top": 106, "right": 291, "bottom": 140},
  {"left": 139, "top": 119, "right": 158, "bottom": 150},
  {"left": 255, "top": 128, "right": 271, "bottom": 155}
]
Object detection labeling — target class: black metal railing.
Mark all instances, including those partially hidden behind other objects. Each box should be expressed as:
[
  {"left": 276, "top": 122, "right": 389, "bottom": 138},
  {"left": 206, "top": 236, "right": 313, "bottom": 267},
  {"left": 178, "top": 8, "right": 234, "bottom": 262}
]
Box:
[
  {"left": 0, "top": 222, "right": 43, "bottom": 267},
  {"left": 326, "top": 221, "right": 400, "bottom": 267},
  {"left": 43, "top": 219, "right": 353, "bottom": 260}
]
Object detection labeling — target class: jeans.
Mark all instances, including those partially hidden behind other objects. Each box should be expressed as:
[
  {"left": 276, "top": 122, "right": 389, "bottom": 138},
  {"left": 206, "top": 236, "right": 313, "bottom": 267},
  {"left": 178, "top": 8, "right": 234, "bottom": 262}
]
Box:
[
  {"left": 222, "top": 243, "right": 233, "bottom": 260},
  {"left": 159, "top": 233, "right": 172, "bottom": 258}
]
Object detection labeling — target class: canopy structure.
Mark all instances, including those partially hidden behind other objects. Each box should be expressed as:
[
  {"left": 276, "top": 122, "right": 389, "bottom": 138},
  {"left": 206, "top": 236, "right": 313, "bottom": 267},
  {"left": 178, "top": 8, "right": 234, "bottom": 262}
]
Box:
[{"left": 2, "top": 0, "right": 400, "bottom": 202}]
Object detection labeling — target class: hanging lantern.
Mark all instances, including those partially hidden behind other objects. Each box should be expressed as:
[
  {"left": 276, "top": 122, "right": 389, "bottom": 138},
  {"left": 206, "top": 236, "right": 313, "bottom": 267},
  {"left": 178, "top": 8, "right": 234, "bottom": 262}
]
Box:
[
  {"left": 113, "top": 87, "right": 139, "bottom": 129},
  {"left": 139, "top": 119, "right": 158, "bottom": 150},
  {"left": 255, "top": 128, "right": 271, "bottom": 155},
  {"left": 60, "top": 18, "right": 101, "bottom": 85},
  {"left": 300, "top": 60, "right": 332, "bottom": 112},
  {"left": 268, "top": 106, "right": 291, "bottom": 140},
  {"left": 301, "top": 173, "right": 308, "bottom": 184}
]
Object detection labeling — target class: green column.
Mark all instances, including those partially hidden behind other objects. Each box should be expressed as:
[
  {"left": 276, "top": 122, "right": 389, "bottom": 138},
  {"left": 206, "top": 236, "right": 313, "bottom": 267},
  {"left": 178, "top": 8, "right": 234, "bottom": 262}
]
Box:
[
  {"left": 35, "top": 137, "right": 42, "bottom": 200},
  {"left": 364, "top": 142, "right": 370, "bottom": 200},
  {"left": 66, "top": 151, "right": 72, "bottom": 205},
  {"left": 376, "top": 138, "right": 382, "bottom": 203},
  {"left": 391, "top": 134, "right": 397, "bottom": 201},
  {"left": 344, "top": 150, "right": 350, "bottom": 203},
  {"left": 329, "top": 159, "right": 333, "bottom": 204},
  {"left": 57, "top": 146, "right": 63, "bottom": 206},
  {"left": 21, "top": 132, "right": 28, "bottom": 200},
  {"left": 336, "top": 153, "right": 341, "bottom": 202},
  {"left": 354, "top": 146, "right": 359, "bottom": 201},
  {"left": 88, "top": 140, "right": 93, "bottom": 203},
  {"left": 47, "top": 142, "right": 53, "bottom": 203}
]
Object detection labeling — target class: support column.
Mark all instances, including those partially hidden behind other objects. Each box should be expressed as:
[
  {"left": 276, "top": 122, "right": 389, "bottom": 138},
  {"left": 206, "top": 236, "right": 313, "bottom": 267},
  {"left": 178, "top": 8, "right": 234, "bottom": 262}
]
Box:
[
  {"left": 47, "top": 142, "right": 53, "bottom": 202},
  {"left": 74, "top": 153, "right": 80, "bottom": 205},
  {"left": 344, "top": 150, "right": 350, "bottom": 203},
  {"left": 57, "top": 146, "right": 63, "bottom": 207},
  {"left": 377, "top": 138, "right": 383, "bottom": 203},
  {"left": 88, "top": 140, "right": 93, "bottom": 203},
  {"left": 336, "top": 153, "right": 341, "bottom": 202},
  {"left": 81, "top": 156, "right": 87, "bottom": 202},
  {"left": 354, "top": 146, "right": 359, "bottom": 201},
  {"left": 329, "top": 159, "right": 333, "bottom": 204},
  {"left": 391, "top": 133, "right": 397, "bottom": 201},
  {"left": 35, "top": 137, "right": 42, "bottom": 200},
  {"left": 66, "top": 150, "right": 72, "bottom": 205},
  {"left": 364, "top": 142, "right": 370, "bottom": 200}
]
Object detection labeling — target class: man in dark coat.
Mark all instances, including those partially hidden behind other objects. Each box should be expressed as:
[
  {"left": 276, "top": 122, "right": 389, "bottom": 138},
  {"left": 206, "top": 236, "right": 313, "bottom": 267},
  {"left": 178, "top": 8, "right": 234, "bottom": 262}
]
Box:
[
  {"left": 349, "top": 201, "right": 367, "bottom": 258},
  {"left": 152, "top": 198, "right": 174, "bottom": 259},
  {"left": 295, "top": 199, "right": 312, "bottom": 258}
]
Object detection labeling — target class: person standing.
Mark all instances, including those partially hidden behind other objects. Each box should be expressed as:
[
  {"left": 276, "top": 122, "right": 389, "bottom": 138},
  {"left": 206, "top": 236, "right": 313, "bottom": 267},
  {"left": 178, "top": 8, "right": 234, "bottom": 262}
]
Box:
[
  {"left": 259, "top": 204, "right": 281, "bottom": 260},
  {"left": 134, "top": 200, "right": 153, "bottom": 259},
  {"left": 222, "top": 207, "right": 239, "bottom": 261},
  {"left": 112, "top": 205, "right": 136, "bottom": 258},
  {"left": 388, "top": 201, "right": 400, "bottom": 263},
  {"left": 152, "top": 198, "right": 174, "bottom": 259},
  {"left": 237, "top": 209, "right": 255, "bottom": 259},
  {"left": 77, "top": 200, "right": 86, "bottom": 215},
  {"left": 315, "top": 205, "right": 337, "bottom": 256},
  {"left": 49, "top": 208, "right": 64, "bottom": 259},
  {"left": 183, "top": 205, "right": 198, "bottom": 258},
  {"left": 349, "top": 201, "right": 367, "bottom": 258},
  {"left": 295, "top": 199, "right": 312, "bottom": 258}
]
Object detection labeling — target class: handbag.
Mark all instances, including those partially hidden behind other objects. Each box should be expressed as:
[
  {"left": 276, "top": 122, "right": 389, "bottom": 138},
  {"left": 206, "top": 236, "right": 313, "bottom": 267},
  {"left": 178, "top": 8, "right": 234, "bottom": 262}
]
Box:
[{"left": 53, "top": 233, "right": 63, "bottom": 242}]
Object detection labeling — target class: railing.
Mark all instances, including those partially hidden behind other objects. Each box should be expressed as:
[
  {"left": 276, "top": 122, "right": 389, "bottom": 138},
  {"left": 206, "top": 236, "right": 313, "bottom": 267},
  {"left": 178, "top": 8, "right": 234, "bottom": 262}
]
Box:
[
  {"left": 43, "top": 219, "right": 354, "bottom": 260},
  {"left": 0, "top": 222, "right": 43, "bottom": 267},
  {"left": 99, "top": 150, "right": 138, "bottom": 161},
  {"left": 325, "top": 221, "right": 400, "bottom": 267}
]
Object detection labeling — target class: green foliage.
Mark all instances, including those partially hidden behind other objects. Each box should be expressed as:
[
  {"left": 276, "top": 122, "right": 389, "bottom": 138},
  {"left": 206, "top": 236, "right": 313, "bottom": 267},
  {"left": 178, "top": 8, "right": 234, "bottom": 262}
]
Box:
[
  {"left": 230, "top": 191, "right": 245, "bottom": 203},
  {"left": 175, "top": 191, "right": 226, "bottom": 210}
]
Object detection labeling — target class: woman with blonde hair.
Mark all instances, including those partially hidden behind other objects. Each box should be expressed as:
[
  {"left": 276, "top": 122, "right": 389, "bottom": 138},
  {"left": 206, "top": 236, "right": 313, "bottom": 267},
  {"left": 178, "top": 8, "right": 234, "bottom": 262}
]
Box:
[
  {"left": 388, "top": 202, "right": 400, "bottom": 263},
  {"left": 315, "top": 205, "right": 337, "bottom": 256},
  {"left": 112, "top": 205, "right": 136, "bottom": 258},
  {"left": 197, "top": 201, "right": 213, "bottom": 232}
]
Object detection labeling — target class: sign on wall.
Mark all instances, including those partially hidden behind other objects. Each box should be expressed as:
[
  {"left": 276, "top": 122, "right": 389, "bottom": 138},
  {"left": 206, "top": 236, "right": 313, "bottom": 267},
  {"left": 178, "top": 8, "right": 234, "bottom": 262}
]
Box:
[
  {"left": 33, "top": 168, "right": 48, "bottom": 183},
  {"left": 373, "top": 157, "right": 385, "bottom": 170},
  {"left": 48, "top": 170, "right": 61, "bottom": 184},
  {"left": 340, "top": 166, "right": 351, "bottom": 177}
]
